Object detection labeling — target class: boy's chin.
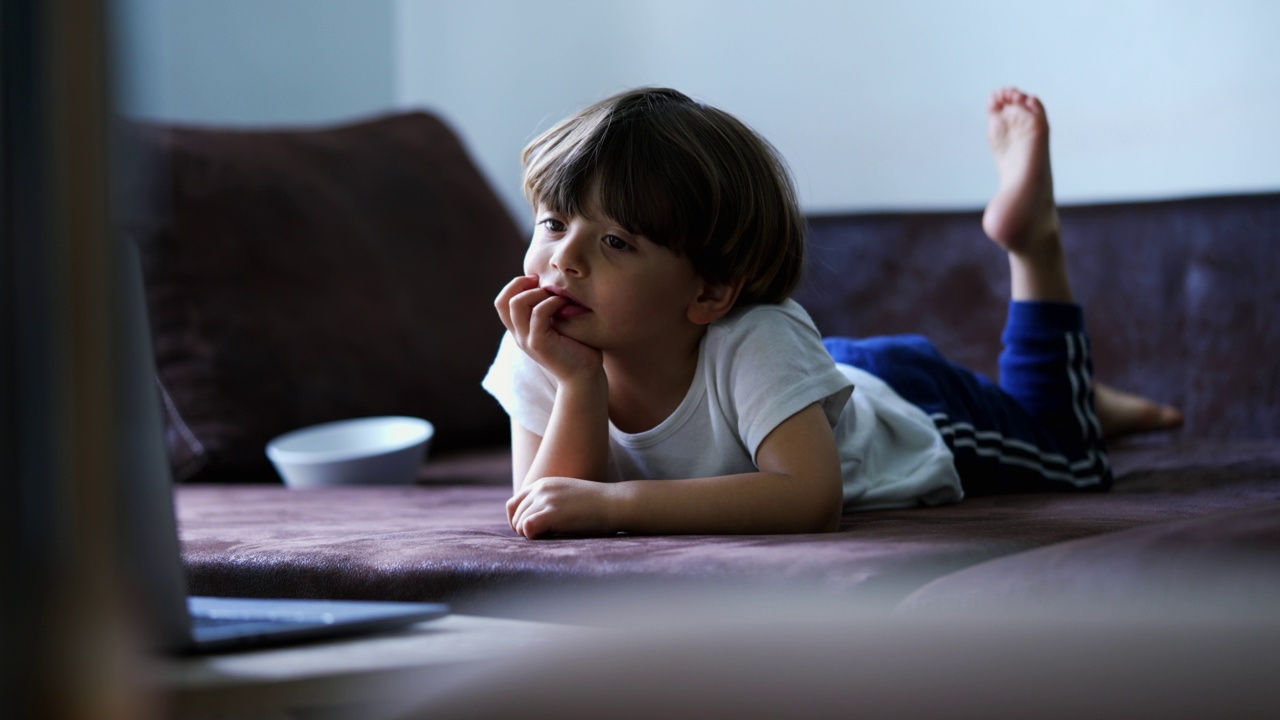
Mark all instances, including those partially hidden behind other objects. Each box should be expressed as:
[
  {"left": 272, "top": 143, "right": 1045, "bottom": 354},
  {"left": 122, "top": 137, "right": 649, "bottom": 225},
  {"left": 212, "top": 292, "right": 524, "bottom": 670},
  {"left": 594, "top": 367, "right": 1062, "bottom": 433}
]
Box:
[
  {"left": 552, "top": 322, "right": 606, "bottom": 351},
  {"left": 550, "top": 321, "right": 595, "bottom": 345}
]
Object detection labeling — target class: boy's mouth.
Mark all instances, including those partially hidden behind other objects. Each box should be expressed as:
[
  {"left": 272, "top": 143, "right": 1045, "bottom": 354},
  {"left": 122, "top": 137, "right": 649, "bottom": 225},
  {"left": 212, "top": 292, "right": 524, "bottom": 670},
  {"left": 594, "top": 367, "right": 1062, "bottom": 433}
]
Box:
[{"left": 544, "top": 286, "right": 591, "bottom": 319}]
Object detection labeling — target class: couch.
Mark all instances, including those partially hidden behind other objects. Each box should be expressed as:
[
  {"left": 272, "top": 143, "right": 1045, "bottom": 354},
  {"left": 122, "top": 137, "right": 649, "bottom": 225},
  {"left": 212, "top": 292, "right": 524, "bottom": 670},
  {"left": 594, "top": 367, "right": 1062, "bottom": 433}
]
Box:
[{"left": 124, "top": 111, "right": 1280, "bottom": 622}]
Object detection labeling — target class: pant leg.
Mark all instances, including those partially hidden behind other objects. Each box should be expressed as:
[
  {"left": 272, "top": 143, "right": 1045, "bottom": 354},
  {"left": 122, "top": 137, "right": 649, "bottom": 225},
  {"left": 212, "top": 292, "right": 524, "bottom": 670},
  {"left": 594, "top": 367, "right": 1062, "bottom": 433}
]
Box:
[
  {"left": 995, "top": 301, "right": 1111, "bottom": 489},
  {"left": 822, "top": 301, "right": 1110, "bottom": 495}
]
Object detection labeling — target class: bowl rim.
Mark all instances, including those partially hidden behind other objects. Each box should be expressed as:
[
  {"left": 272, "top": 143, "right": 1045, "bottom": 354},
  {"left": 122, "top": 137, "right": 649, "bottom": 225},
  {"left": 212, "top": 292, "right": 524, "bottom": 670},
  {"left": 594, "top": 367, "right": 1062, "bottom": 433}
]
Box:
[{"left": 266, "top": 416, "right": 434, "bottom": 466}]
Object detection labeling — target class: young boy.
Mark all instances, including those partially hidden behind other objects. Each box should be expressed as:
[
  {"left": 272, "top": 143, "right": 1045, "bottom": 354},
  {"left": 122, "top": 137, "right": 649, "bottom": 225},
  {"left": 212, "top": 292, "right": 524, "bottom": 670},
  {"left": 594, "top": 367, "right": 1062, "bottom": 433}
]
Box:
[{"left": 483, "top": 87, "right": 1181, "bottom": 539}]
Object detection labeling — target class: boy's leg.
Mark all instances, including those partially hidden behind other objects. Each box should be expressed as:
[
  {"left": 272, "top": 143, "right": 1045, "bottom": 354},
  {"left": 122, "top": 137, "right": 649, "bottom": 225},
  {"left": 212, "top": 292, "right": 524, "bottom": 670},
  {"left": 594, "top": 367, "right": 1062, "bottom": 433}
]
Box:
[
  {"left": 826, "top": 89, "right": 1178, "bottom": 495},
  {"left": 979, "top": 88, "right": 1111, "bottom": 490},
  {"left": 995, "top": 302, "right": 1111, "bottom": 490},
  {"left": 825, "top": 333, "right": 1108, "bottom": 494},
  {"left": 984, "top": 87, "right": 1182, "bottom": 439},
  {"left": 827, "top": 89, "right": 1185, "bottom": 494}
]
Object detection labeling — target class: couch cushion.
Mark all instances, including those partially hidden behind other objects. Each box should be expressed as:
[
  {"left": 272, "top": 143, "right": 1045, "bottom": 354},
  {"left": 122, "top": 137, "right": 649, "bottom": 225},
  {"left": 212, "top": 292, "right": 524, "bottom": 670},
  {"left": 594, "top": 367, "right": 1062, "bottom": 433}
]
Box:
[
  {"left": 895, "top": 503, "right": 1280, "bottom": 616},
  {"left": 174, "top": 441, "right": 1280, "bottom": 615},
  {"left": 125, "top": 113, "right": 526, "bottom": 482}
]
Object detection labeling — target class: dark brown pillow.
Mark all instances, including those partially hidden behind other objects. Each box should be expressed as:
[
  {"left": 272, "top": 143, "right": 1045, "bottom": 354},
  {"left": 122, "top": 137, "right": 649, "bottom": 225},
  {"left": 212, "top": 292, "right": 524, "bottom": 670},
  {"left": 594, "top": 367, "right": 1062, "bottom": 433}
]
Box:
[{"left": 124, "top": 112, "right": 525, "bottom": 482}]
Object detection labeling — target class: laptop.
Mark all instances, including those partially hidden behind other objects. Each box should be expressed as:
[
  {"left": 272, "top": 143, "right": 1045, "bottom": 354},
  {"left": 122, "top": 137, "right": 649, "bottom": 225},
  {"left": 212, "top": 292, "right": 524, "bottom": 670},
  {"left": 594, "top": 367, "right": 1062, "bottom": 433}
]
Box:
[{"left": 114, "top": 242, "right": 449, "bottom": 654}]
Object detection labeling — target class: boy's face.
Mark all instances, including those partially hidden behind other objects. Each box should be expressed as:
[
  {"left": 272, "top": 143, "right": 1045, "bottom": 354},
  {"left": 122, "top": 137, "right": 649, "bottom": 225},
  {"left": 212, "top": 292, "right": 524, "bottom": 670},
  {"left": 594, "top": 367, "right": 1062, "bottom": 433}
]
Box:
[{"left": 523, "top": 201, "right": 709, "bottom": 355}]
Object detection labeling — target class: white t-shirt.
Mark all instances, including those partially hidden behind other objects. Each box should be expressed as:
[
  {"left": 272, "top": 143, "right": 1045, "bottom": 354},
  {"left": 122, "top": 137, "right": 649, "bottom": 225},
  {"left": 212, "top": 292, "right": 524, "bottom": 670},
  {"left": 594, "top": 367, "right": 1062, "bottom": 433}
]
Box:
[{"left": 481, "top": 299, "right": 962, "bottom": 510}]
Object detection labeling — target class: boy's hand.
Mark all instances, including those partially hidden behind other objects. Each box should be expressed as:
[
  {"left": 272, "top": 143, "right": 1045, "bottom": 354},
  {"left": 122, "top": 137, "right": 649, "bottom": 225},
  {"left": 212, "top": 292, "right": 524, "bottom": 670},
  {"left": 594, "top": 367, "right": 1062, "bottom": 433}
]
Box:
[
  {"left": 507, "top": 477, "right": 623, "bottom": 539},
  {"left": 495, "top": 275, "right": 603, "bottom": 383}
]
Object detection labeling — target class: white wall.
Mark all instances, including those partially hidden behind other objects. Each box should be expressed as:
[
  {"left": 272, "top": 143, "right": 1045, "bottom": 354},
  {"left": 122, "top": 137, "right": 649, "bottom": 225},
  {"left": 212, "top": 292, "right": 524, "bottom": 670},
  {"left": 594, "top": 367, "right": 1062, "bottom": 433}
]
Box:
[
  {"left": 116, "top": 0, "right": 397, "bottom": 125},
  {"left": 396, "top": 0, "right": 1280, "bottom": 221},
  {"left": 116, "top": 0, "right": 1280, "bottom": 220}
]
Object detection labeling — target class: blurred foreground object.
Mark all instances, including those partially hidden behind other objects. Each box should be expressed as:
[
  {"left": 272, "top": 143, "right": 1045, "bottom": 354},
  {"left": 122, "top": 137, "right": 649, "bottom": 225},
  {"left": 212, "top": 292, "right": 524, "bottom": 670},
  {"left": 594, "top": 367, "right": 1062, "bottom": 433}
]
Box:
[
  {"left": 394, "top": 588, "right": 1280, "bottom": 720},
  {"left": 2, "top": 0, "right": 155, "bottom": 717}
]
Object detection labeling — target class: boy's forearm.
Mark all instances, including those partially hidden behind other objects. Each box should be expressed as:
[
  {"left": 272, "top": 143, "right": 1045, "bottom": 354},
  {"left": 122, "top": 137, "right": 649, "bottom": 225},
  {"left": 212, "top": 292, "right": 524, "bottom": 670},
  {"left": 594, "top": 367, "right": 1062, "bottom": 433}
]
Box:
[
  {"left": 612, "top": 472, "right": 843, "bottom": 535},
  {"left": 521, "top": 374, "right": 610, "bottom": 489}
]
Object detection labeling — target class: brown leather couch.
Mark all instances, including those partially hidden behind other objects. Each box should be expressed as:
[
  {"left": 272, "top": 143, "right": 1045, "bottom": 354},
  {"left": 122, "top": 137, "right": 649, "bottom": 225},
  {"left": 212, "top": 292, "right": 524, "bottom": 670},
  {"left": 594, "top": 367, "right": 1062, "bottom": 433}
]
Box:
[{"left": 126, "top": 112, "right": 1280, "bottom": 620}]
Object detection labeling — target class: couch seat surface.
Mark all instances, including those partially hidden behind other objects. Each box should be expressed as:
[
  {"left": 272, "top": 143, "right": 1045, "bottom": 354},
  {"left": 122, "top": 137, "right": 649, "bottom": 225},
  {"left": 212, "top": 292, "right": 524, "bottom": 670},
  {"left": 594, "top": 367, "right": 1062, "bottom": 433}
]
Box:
[
  {"left": 176, "top": 440, "right": 1280, "bottom": 615},
  {"left": 897, "top": 503, "right": 1280, "bottom": 616}
]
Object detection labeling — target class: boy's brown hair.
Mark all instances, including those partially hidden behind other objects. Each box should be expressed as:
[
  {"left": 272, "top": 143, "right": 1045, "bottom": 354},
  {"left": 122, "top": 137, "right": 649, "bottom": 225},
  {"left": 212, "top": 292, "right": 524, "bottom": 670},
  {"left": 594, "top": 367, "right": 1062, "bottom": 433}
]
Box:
[{"left": 521, "top": 87, "right": 804, "bottom": 306}]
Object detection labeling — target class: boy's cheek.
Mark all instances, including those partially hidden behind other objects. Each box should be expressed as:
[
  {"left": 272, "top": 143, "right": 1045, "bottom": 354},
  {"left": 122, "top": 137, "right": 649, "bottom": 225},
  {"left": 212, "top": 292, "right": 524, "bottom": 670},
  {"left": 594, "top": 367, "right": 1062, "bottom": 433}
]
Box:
[{"left": 522, "top": 246, "right": 544, "bottom": 277}]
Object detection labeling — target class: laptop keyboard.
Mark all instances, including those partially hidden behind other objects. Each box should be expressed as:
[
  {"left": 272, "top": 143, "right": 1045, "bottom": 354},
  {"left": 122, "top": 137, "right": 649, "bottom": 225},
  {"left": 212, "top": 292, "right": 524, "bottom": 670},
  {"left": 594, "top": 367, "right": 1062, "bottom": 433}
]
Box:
[{"left": 190, "top": 611, "right": 335, "bottom": 630}]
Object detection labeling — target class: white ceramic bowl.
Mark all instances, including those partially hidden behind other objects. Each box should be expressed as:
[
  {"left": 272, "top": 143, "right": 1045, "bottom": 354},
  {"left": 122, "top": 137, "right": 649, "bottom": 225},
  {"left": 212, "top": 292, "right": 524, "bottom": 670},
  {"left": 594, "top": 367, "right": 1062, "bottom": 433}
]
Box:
[{"left": 266, "top": 416, "right": 434, "bottom": 488}]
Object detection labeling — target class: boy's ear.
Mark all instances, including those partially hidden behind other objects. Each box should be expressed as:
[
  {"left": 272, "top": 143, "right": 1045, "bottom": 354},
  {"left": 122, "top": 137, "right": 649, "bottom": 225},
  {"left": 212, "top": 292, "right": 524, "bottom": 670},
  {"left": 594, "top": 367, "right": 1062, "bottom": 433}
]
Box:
[{"left": 687, "top": 277, "right": 745, "bottom": 326}]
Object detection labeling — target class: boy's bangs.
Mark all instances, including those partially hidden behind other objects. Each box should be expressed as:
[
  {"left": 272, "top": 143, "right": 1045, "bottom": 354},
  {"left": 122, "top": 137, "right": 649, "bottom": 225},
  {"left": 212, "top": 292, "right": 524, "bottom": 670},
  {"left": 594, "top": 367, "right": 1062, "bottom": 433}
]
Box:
[
  {"left": 530, "top": 118, "right": 705, "bottom": 254},
  {"left": 524, "top": 87, "right": 805, "bottom": 305}
]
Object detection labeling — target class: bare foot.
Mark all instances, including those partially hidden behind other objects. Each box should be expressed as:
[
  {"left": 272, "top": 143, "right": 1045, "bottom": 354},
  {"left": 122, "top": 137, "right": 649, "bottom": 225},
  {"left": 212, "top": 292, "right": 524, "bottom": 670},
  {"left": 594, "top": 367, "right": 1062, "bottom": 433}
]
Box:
[
  {"left": 982, "top": 87, "right": 1071, "bottom": 302},
  {"left": 982, "top": 87, "right": 1058, "bottom": 251},
  {"left": 1094, "top": 382, "right": 1184, "bottom": 440}
]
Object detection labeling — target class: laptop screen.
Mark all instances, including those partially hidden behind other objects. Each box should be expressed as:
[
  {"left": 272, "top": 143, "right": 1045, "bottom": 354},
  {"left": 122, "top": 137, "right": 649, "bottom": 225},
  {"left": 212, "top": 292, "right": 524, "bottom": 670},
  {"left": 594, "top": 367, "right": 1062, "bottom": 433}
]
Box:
[{"left": 115, "top": 237, "right": 200, "bottom": 653}]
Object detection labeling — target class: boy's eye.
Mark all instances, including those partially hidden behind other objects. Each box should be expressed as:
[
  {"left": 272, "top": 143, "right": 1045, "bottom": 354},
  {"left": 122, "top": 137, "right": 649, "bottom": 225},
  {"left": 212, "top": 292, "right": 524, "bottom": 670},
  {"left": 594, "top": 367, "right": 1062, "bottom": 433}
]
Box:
[
  {"left": 543, "top": 219, "right": 565, "bottom": 232},
  {"left": 603, "top": 235, "right": 632, "bottom": 251}
]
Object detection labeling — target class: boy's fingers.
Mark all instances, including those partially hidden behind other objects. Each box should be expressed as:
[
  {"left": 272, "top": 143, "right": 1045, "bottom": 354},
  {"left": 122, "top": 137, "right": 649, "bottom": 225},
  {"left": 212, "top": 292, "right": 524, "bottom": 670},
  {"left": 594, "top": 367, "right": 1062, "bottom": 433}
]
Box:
[
  {"left": 505, "top": 494, "right": 518, "bottom": 527},
  {"left": 510, "top": 485, "right": 545, "bottom": 533},
  {"left": 494, "top": 276, "right": 539, "bottom": 331},
  {"left": 518, "top": 509, "right": 551, "bottom": 540},
  {"left": 507, "top": 486, "right": 531, "bottom": 528},
  {"left": 506, "top": 287, "right": 551, "bottom": 339},
  {"left": 494, "top": 275, "right": 535, "bottom": 310},
  {"left": 527, "top": 295, "right": 568, "bottom": 342}
]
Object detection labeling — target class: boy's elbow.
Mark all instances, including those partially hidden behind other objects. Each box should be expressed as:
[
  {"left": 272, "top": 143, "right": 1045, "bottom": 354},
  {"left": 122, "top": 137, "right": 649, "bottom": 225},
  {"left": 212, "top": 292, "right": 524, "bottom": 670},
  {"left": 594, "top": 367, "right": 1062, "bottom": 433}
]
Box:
[
  {"left": 804, "top": 477, "right": 844, "bottom": 533},
  {"left": 817, "top": 511, "right": 842, "bottom": 533},
  {"left": 791, "top": 506, "right": 840, "bottom": 534},
  {"left": 814, "top": 500, "right": 843, "bottom": 533}
]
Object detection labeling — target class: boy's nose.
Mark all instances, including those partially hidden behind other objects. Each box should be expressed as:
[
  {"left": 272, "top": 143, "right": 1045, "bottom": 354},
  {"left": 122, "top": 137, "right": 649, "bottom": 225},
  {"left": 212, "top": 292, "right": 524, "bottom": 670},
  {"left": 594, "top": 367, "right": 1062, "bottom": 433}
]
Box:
[{"left": 550, "top": 231, "right": 587, "bottom": 276}]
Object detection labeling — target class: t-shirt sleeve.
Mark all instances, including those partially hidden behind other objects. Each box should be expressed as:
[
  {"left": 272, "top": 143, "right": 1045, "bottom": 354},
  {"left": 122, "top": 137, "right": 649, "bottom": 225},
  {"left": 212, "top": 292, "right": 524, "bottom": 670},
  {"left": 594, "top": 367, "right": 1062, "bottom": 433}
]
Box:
[
  {"left": 480, "top": 331, "right": 557, "bottom": 437},
  {"left": 710, "top": 303, "right": 854, "bottom": 463}
]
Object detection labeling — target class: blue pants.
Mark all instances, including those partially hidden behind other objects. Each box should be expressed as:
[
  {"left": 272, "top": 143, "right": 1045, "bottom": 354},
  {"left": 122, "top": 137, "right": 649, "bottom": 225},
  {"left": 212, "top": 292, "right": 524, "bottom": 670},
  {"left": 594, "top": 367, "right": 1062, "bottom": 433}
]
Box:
[{"left": 823, "top": 302, "right": 1111, "bottom": 495}]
